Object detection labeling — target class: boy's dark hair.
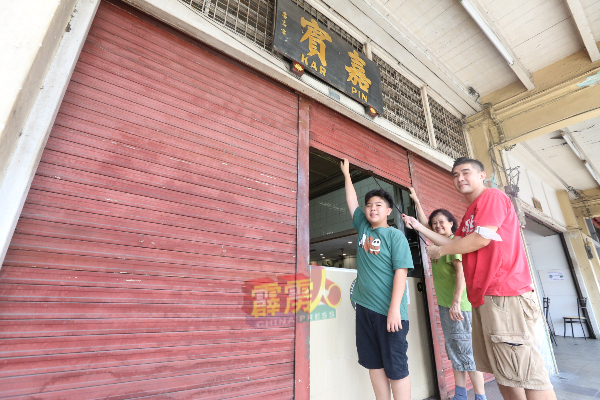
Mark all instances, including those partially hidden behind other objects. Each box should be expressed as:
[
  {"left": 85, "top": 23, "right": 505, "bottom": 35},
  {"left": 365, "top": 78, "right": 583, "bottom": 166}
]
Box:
[
  {"left": 365, "top": 189, "right": 394, "bottom": 209},
  {"left": 452, "top": 157, "right": 485, "bottom": 172},
  {"left": 428, "top": 209, "right": 458, "bottom": 235}
]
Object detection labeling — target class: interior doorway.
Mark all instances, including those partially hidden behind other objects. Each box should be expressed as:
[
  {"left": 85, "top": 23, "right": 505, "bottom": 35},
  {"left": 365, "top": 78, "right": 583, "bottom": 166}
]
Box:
[
  {"left": 308, "top": 148, "right": 424, "bottom": 276},
  {"left": 524, "top": 218, "right": 592, "bottom": 338},
  {"left": 306, "top": 147, "right": 438, "bottom": 399}
]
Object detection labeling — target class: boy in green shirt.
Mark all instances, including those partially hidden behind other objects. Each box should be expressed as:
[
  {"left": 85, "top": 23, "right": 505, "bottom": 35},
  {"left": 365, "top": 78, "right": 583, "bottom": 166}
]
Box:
[{"left": 341, "top": 159, "right": 414, "bottom": 400}]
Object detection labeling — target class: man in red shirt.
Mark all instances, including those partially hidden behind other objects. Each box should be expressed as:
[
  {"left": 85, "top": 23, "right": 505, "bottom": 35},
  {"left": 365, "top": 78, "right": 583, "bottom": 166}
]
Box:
[{"left": 402, "top": 157, "right": 556, "bottom": 400}]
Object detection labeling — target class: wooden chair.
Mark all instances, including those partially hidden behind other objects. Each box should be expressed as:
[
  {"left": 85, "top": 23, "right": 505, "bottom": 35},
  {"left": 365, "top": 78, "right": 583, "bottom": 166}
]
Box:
[
  {"left": 563, "top": 298, "right": 588, "bottom": 340},
  {"left": 543, "top": 297, "right": 557, "bottom": 346}
]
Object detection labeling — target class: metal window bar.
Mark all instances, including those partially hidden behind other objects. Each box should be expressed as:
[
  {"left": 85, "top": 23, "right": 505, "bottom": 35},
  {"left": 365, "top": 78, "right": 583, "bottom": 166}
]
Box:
[
  {"left": 289, "top": 0, "right": 363, "bottom": 52},
  {"left": 180, "top": 0, "right": 465, "bottom": 160},
  {"left": 372, "top": 54, "right": 429, "bottom": 144},
  {"left": 179, "top": 0, "right": 363, "bottom": 53},
  {"left": 183, "top": 0, "right": 276, "bottom": 49},
  {"left": 428, "top": 96, "right": 467, "bottom": 160}
]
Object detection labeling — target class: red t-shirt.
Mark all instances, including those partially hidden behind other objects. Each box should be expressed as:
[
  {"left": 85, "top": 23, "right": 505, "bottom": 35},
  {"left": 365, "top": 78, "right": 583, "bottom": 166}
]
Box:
[{"left": 456, "top": 188, "right": 532, "bottom": 308}]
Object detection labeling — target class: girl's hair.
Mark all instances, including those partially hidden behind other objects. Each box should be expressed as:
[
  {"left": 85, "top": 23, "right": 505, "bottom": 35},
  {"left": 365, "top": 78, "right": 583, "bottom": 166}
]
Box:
[{"left": 428, "top": 209, "right": 458, "bottom": 234}]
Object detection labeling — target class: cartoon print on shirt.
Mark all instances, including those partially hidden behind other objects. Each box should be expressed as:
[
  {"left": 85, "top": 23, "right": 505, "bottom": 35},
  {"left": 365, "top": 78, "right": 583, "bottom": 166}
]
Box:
[
  {"left": 361, "top": 237, "right": 381, "bottom": 255},
  {"left": 462, "top": 215, "right": 475, "bottom": 235},
  {"left": 359, "top": 233, "right": 367, "bottom": 248}
]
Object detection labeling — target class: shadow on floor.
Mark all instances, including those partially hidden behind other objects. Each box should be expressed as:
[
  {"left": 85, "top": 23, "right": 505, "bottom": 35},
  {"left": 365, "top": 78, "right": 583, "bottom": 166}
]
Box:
[{"left": 430, "top": 336, "right": 600, "bottom": 399}]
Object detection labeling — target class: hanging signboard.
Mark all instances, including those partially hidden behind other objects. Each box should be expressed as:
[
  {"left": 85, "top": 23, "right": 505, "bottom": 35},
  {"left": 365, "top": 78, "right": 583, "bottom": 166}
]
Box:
[{"left": 273, "top": 0, "right": 383, "bottom": 115}]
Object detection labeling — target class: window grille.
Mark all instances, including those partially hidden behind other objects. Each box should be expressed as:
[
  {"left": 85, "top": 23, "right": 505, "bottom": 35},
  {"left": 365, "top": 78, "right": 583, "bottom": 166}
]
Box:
[
  {"left": 178, "top": 0, "right": 465, "bottom": 160},
  {"left": 373, "top": 54, "right": 429, "bottom": 144},
  {"left": 428, "top": 96, "right": 467, "bottom": 159},
  {"left": 289, "top": 0, "right": 363, "bottom": 52},
  {"left": 181, "top": 0, "right": 276, "bottom": 50},
  {"left": 178, "top": 0, "right": 363, "bottom": 52}
]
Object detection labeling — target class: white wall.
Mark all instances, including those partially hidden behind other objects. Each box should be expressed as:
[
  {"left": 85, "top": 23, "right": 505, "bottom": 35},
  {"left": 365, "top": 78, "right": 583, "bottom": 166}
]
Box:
[
  {"left": 525, "top": 230, "right": 589, "bottom": 338},
  {"left": 0, "top": 0, "right": 77, "bottom": 182},
  {"left": 505, "top": 152, "right": 566, "bottom": 226},
  {"left": 310, "top": 268, "right": 436, "bottom": 400}
]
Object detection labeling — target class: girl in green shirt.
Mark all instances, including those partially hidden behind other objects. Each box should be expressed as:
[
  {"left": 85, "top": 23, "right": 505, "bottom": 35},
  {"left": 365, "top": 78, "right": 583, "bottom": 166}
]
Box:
[{"left": 410, "top": 188, "right": 486, "bottom": 400}]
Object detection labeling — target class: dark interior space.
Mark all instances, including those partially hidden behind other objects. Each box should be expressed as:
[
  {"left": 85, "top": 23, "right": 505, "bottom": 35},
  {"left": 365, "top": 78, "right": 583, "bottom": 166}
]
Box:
[{"left": 308, "top": 148, "right": 424, "bottom": 277}]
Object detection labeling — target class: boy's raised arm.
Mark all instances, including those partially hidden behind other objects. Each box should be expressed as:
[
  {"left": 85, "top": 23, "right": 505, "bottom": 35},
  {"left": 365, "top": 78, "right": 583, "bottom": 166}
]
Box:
[
  {"left": 341, "top": 158, "right": 359, "bottom": 216},
  {"left": 409, "top": 187, "right": 429, "bottom": 228}
]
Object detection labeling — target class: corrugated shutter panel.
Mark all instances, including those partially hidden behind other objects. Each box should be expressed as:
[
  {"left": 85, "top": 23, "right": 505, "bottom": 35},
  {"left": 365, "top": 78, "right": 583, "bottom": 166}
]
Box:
[
  {"left": 409, "top": 154, "right": 494, "bottom": 398},
  {"left": 0, "top": 1, "right": 298, "bottom": 398},
  {"left": 309, "top": 102, "right": 411, "bottom": 188}
]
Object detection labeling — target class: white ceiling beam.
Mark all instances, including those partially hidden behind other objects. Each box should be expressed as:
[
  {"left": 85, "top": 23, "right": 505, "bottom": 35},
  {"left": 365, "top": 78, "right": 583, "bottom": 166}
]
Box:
[
  {"left": 509, "top": 63, "right": 535, "bottom": 91},
  {"left": 465, "top": 0, "right": 535, "bottom": 91},
  {"left": 317, "top": 0, "right": 482, "bottom": 115},
  {"left": 566, "top": 0, "right": 600, "bottom": 63},
  {"left": 561, "top": 128, "right": 600, "bottom": 187}
]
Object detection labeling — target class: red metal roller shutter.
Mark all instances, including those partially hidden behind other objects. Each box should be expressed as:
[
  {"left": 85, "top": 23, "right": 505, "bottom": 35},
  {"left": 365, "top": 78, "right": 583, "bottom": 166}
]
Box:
[
  {"left": 0, "top": 1, "right": 298, "bottom": 398},
  {"left": 408, "top": 154, "right": 494, "bottom": 398},
  {"left": 309, "top": 102, "right": 411, "bottom": 187}
]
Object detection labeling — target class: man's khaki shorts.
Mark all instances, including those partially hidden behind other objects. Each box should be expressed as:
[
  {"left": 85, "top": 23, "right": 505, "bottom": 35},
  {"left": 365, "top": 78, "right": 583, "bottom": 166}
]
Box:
[{"left": 472, "top": 291, "right": 553, "bottom": 390}]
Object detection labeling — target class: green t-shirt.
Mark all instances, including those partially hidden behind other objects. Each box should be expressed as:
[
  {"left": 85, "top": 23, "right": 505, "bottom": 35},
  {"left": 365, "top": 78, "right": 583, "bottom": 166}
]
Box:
[
  {"left": 351, "top": 208, "right": 414, "bottom": 318},
  {"left": 431, "top": 245, "right": 471, "bottom": 311}
]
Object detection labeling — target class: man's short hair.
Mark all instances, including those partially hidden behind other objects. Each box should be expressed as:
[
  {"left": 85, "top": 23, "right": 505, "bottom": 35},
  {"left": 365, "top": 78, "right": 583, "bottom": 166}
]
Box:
[
  {"left": 452, "top": 157, "right": 484, "bottom": 172},
  {"left": 365, "top": 189, "right": 394, "bottom": 209}
]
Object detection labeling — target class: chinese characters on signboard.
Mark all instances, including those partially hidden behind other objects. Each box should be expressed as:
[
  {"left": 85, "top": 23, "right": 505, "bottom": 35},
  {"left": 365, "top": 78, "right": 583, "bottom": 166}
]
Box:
[{"left": 273, "top": 0, "right": 383, "bottom": 115}]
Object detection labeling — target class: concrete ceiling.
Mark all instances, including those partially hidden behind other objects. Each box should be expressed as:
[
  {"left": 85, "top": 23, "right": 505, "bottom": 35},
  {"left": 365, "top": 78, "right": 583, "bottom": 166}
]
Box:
[
  {"left": 520, "top": 115, "right": 600, "bottom": 193},
  {"left": 323, "top": 0, "right": 600, "bottom": 115},
  {"left": 310, "top": 232, "right": 358, "bottom": 262}
]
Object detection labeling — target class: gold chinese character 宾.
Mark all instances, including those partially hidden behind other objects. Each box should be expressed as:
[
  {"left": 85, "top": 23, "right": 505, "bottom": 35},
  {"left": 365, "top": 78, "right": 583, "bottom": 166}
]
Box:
[
  {"left": 345, "top": 50, "right": 371, "bottom": 92},
  {"left": 300, "top": 17, "right": 332, "bottom": 67}
]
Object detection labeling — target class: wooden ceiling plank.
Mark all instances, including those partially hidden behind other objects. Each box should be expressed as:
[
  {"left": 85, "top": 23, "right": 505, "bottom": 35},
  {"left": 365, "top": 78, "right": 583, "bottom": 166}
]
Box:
[
  {"left": 566, "top": 0, "right": 600, "bottom": 62},
  {"left": 562, "top": 127, "right": 600, "bottom": 187},
  {"left": 466, "top": 0, "right": 536, "bottom": 90}
]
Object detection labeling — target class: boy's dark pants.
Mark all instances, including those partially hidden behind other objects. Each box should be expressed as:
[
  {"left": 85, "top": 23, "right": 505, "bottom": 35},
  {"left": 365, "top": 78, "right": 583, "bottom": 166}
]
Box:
[{"left": 356, "top": 303, "right": 410, "bottom": 380}]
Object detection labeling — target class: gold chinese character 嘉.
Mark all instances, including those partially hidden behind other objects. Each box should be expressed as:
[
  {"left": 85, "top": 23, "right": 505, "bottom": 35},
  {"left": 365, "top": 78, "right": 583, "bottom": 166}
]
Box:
[
  {"left": 300, "top": 17, "right": 332, "bottom": 67},
  {"left": 345, "top": 50, "right": 371, "bottom": 92},
  {"left": 251, "top": 282, "right": 281, "bottom": 317}
]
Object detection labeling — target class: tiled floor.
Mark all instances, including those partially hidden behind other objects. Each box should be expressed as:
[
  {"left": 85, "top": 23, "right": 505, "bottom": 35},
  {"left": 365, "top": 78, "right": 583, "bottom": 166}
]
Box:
[{"left": 462, "top": 336, "right": 600, "bottom": 400}]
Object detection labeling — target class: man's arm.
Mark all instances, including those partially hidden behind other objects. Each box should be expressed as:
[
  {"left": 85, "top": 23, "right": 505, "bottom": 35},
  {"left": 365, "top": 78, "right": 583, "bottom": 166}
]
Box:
[
  {"left": 387, "top": 268, "right": 407, "bottom": 332},
  {"left": 409, "top": 188, "right": 430, "bottom": 228},
  {"left": 449, "top": 259, "right": 466, "bottom": 321},
  {"left": 340, "top": 158, "right": 359, "bottom": 216},
  {"left": 439, "top": 226, "right": 496, "bottom": 255},
  {"left": 401, "top": 214, "right": 455, "bottom": 246},
  {"left": 426, "top": 226, "right": 498, "bottom": 259}
]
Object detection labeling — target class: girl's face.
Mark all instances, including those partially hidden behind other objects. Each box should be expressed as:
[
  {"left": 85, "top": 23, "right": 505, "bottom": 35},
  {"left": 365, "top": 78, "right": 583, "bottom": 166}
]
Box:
[{"left": 431, "top": 213, "right": 453, "bottom": 237}]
